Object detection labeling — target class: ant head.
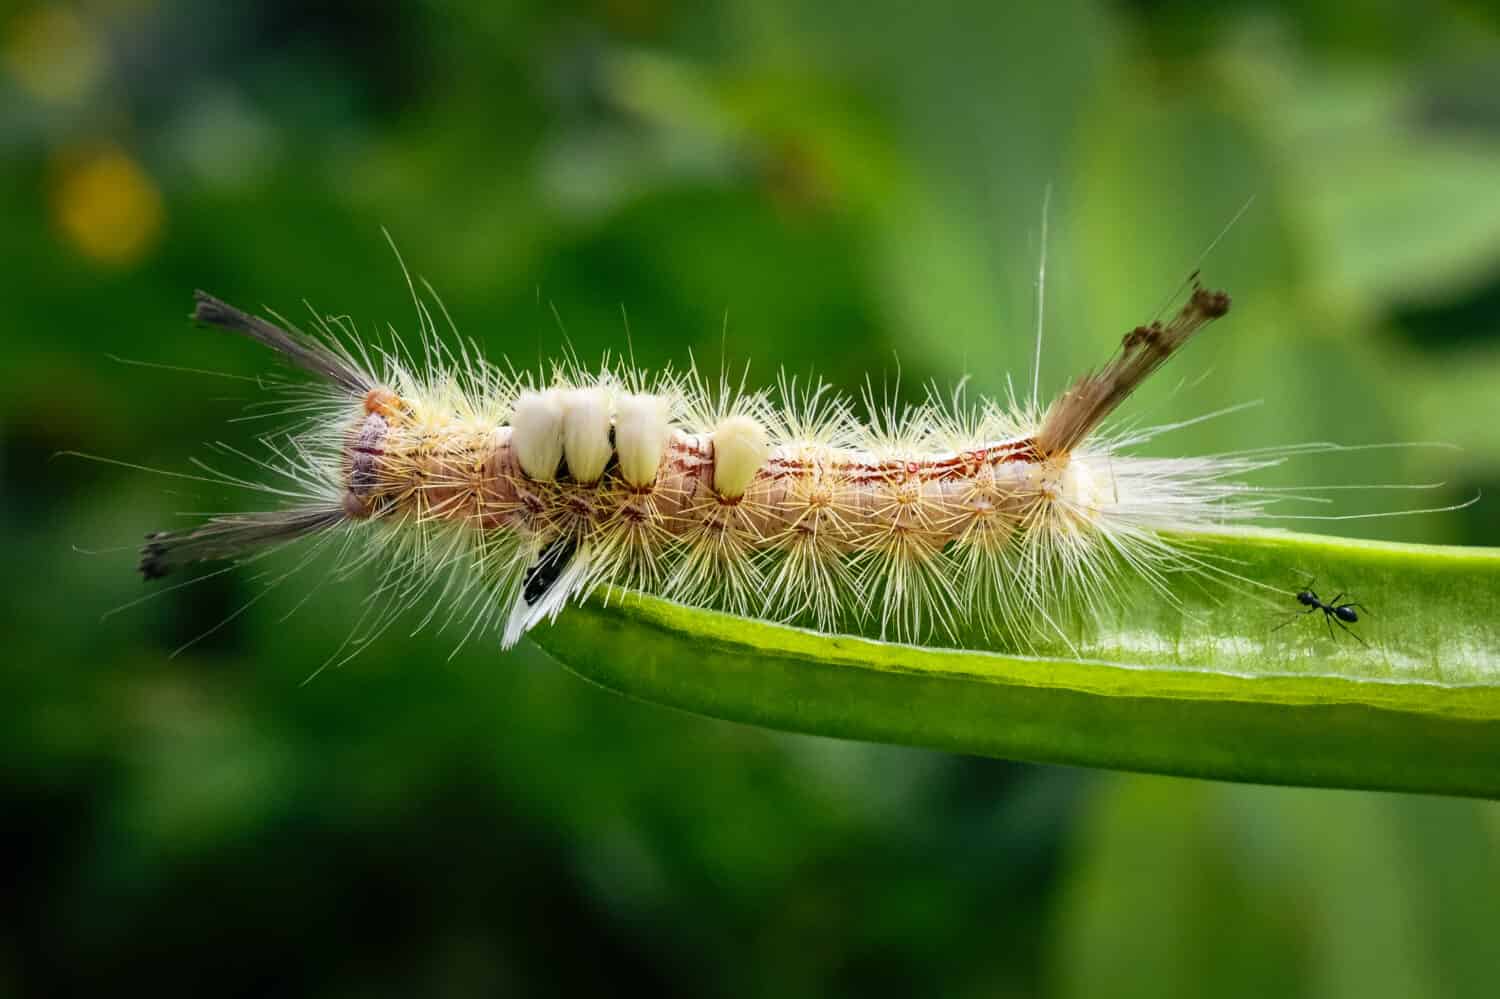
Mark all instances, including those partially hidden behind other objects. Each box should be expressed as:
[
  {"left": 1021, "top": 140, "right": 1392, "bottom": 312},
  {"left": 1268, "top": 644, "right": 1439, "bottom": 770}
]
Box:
[{"left": 1296, "top": 590, "right": 1316, "bottom": 606}]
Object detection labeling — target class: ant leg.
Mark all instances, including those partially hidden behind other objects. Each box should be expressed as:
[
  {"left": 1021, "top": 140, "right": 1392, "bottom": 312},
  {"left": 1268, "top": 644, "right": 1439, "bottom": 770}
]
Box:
[
  {"left": 1332, "top": 615, "right": 1368, "bottom": 647},
  {"left": 1327, "top": 592, "right": 1344, "bottom": 606},
  {"left": 1325, "top": 612, "right": 1337, "bottom": 642},
  {"left": 1271, "top": 607, "right": 1318, "bottom": 633}
]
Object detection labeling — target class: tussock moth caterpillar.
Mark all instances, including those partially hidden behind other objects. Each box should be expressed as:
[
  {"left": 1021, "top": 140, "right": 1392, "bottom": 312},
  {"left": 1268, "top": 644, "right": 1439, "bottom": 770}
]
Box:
[
  {"left": 118, "top": 215, "right": 1477, "bottom": 669},
  {"left": 127, "top": 263, "right": 1329, "bottom": 662}
]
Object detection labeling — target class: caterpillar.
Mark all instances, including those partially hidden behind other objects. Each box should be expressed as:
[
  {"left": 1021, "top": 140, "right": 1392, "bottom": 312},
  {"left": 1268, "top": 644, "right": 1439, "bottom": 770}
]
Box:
[{"left": 131, "top": 270, "right": 1312, "bottom": 662}]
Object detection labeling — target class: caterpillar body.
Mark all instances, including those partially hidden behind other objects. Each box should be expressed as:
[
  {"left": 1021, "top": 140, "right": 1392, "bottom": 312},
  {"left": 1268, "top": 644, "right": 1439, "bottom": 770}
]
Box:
[{"left": 139, "top": 280, "right": 1279, "bottom": 656}]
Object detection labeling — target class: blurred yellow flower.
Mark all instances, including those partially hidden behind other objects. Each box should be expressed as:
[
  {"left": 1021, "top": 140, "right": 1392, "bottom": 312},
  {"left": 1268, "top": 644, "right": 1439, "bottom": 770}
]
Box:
[
  {"left": 52, "top": 146, "right": 165, "bottom": 267},
  {"left": 3, "top": 4, "right": 105, "bottom": 104}
]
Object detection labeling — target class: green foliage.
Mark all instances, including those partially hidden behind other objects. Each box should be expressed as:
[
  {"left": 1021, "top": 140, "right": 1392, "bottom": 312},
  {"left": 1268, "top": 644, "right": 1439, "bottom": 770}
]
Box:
[{"left": 4, "top": 0, "right": 1500, "bottom": 994}]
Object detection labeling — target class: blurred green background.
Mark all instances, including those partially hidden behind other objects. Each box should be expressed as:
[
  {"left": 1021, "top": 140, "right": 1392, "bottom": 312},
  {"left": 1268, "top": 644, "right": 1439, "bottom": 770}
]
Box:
[{"left": 5, "top": 0, "right": 1500, "bottom": 995}]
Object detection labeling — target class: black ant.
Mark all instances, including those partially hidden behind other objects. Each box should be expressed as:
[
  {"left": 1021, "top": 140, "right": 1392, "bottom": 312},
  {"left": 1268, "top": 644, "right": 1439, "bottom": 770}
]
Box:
[{"left": 1272, "top": 576, "right": 1369, "bottom": 646}]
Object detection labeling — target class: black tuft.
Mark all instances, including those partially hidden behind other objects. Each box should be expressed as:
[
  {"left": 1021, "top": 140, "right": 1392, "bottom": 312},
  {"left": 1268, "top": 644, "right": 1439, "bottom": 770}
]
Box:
[
  {"left": 192, "top": 291, "right": 372, "bottom": 394},
  {"left": 1191, "top": 286, "right": 1231, "bottom": 319},
  {"left": 522, "top": 536, "right": 578, "bottom": 606},
  {"left": 139, "top": 532, "right": 171, "bottom": 580}
]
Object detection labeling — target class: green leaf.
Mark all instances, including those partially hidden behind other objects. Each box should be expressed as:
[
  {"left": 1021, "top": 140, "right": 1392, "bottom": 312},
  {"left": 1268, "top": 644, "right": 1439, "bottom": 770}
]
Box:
[
  {"left": 1052, "top": 776, "right": 1500, "bottom": 999},
  {"left": 530, "top": 530, "right": 1500, "bottom": 798}
]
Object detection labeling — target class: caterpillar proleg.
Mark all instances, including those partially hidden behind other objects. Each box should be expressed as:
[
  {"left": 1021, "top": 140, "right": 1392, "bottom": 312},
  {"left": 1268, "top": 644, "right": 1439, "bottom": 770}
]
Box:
[{"left": 137, "top": 276, "right": 1331, "bottom": 657}]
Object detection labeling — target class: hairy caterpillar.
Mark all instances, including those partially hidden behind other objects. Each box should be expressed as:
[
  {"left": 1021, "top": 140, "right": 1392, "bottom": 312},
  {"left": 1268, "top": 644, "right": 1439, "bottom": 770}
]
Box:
[{"left": 130, "top": 267, "right": 1328, "bottom": 663}]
